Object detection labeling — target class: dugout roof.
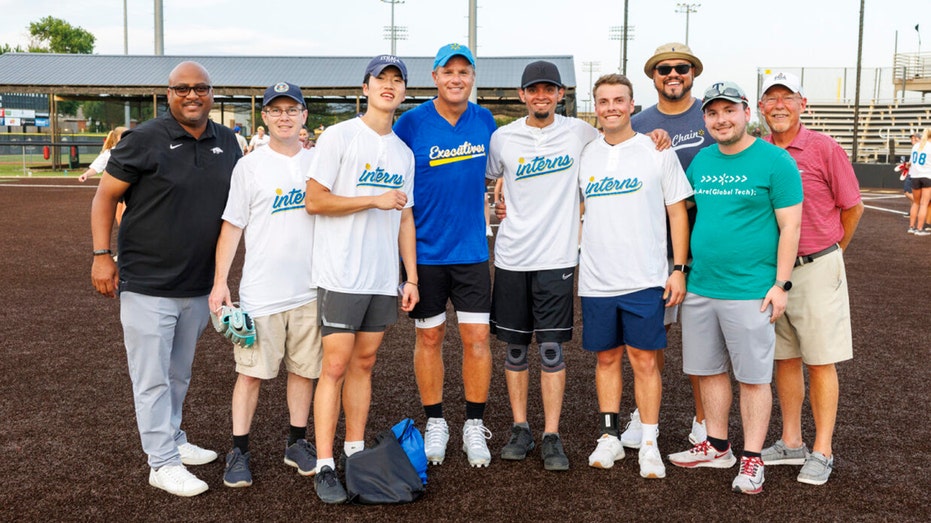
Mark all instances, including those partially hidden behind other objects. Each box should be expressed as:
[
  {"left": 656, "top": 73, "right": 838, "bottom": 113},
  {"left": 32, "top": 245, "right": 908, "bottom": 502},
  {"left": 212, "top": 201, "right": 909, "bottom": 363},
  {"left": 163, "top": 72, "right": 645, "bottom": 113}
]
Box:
[{"left": 0, "top": 53, "right": 579, "bottom": 115}]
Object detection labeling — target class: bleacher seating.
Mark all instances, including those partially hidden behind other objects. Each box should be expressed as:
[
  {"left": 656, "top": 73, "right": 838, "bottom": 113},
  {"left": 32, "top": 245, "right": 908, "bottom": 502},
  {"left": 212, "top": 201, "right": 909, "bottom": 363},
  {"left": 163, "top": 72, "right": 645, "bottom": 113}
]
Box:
[{"left": 801, "top": 101, "right": 931, "bottom": 162}]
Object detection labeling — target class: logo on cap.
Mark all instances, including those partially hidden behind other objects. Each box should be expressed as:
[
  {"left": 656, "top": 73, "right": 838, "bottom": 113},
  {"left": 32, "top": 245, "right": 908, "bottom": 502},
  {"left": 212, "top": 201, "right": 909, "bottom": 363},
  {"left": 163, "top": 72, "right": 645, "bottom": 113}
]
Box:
[{"left": 274, "top": 82, "right": 289, "bottom": 93}]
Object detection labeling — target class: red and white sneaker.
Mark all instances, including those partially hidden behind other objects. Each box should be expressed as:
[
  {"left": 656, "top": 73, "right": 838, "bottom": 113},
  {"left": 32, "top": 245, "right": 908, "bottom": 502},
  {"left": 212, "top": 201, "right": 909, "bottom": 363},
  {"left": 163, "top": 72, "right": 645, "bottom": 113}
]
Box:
[
  {"left": 732, "top": 456, "right": 765, "bottom": 494},
  {"left": 668, "top": 440, "right": 737, "bottom": 468}
]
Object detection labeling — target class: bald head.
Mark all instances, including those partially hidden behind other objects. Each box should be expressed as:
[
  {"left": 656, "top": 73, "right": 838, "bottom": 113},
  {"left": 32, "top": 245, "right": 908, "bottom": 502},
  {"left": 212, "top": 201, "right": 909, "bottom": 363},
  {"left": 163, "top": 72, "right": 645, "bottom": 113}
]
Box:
[
  {"left": 167, "top": 61, "right": 214, "bottom": 137},
  {"left": 169, "top": 61, "right": 211, "bottom": 86}
]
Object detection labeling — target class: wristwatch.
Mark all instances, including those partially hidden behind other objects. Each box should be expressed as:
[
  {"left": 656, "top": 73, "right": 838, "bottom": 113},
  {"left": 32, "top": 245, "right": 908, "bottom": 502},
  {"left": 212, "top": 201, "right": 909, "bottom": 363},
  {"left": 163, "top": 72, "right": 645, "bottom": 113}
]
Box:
[
  {"left": 672, "top": 264, "right": 690, "bottom": 274},
  {"left": 774, "top": 280, "right": 793, "bottom": 291}
]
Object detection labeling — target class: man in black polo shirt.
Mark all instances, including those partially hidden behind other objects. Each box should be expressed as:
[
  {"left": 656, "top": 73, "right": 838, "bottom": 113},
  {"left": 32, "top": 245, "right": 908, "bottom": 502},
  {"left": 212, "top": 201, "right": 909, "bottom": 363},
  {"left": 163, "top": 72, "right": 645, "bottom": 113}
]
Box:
[{"left": 90, "top": 61, "right": 241, "bottom": 497}]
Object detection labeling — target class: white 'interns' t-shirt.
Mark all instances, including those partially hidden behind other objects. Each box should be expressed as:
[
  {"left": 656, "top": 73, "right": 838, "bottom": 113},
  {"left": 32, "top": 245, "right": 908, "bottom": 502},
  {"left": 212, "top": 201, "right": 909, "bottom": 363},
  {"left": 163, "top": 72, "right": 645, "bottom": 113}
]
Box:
[
  {"left": 578, "top": 133, "right": 694, "bottom": 297},
  {"left": 222, "top": 145, "right": 316, "bottom": 317},
  {"left": 486, "top": 114, "right": 598, "bottom": 271},
  {"left": 307, "top": 117, "right": 415, "bottom": 296}
]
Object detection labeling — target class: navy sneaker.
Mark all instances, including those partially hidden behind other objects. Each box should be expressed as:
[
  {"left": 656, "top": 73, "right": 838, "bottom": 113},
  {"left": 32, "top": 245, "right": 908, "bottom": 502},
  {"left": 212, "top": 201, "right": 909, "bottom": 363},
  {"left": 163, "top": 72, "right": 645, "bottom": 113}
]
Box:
[
  {"left": 501, "top": 425, "right": 535, "bottom": 461},
  {"left": 541, "top": 434, "right": 569, "bottom": 471},
  {"left": 284, "top": 439, "right": 317, "bottom": 476},
  {"left": 223, "top": 448, "right": 253, "bottom": 488}
]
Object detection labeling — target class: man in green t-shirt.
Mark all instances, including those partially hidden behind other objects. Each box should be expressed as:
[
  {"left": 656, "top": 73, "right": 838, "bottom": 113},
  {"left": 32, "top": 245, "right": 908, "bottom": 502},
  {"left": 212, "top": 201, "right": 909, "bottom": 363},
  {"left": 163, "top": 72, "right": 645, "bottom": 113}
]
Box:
[{"left": 667, "top": 81, "right": 803, "bottom": 496}]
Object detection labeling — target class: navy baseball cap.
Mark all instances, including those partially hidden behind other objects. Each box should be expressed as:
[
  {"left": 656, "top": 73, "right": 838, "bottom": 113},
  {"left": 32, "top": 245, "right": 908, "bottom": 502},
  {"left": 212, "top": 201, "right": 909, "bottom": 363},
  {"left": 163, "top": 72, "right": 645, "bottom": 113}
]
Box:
[
  {"left": 364, "top": 55, "right": 408, "bottom": 83},
  {"left": 521, "top": 61, "right": 562, "bottom": 89},
  {"left": 434, "top": 43, "right": 475, "bottom": 69},
  {"left": 263, "top": 82, "right": 305, "bottom": 107}
]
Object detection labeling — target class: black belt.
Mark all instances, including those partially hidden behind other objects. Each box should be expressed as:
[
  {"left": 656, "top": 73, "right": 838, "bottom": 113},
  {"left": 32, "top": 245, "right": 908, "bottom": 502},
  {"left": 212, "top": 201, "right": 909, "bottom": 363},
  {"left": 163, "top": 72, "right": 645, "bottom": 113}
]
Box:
[{"left": 794, "top": 244, "right": 839, "bottom": 267}]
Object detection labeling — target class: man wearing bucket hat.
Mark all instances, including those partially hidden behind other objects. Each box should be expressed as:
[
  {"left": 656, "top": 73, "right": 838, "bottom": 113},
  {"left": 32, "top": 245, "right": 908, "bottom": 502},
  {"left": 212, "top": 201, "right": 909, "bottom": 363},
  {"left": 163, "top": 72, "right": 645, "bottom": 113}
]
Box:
[
  {"left": 305, "top": 54, "right": 418, "bottom": 504},
  {"left": 668, "top": 81, "right": 803, "bottom": 495},
  {"left": 210, "top": 81, "right": 320, "bottom": 489},
  {"left": 393, "top": 43, "right": 497, "bottom": 469},
  {"left": 757, "top": 71, "right": 863, "bottom": 486},
  {"left": 620, "top": 41, "right": 714, "bottom": 455}
]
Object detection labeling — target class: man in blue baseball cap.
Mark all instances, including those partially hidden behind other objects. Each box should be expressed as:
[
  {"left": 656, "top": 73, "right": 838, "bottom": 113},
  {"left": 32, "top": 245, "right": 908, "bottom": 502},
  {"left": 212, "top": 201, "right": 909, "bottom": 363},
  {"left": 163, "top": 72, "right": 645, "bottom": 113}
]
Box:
[{"left": 394, "top": 43, "right": 498, "bottom": 470}]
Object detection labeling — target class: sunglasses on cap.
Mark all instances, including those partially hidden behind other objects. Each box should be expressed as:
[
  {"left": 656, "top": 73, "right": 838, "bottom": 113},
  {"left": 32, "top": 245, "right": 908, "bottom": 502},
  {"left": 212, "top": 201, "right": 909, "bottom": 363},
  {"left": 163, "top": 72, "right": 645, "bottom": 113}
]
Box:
[
  {"left": 654, "top": 64, "right": 692, "bottom": 76},
  {"left": 703, "top": 84, "right": 748, "bottom": 102}
]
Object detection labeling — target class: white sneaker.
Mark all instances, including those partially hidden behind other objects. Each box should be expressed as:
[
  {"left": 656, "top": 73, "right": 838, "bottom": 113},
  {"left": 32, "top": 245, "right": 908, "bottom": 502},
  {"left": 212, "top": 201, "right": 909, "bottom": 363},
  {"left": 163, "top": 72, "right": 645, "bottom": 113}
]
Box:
[
  {"left": 424, "top": 417, "right": 450, "bottom": 465},
  {"left": 486, "top": 225, "right": 494, "bottom": 237},
  {"left": 462, "top": 419, "right": 492, "bottom": 467},
  {"left": 639, "top": 441, "right": 666, "bottom": 479},
  {"left": 914, "top": 230, "right": 931, "bottom": 236},
  {"left": 178, "top": 442, "right": 218, "bottom": 466},
  {"left": 620, "top": 409, "right": 642, "bottom": 449},
  {"left": 588, "top": 434, "right": 625, "bottom": 469},
  {"left": 149, "top": 464, "right": 209, "bottom": 497},
  {"left": 688, "top": 417, "right": 707, "bottom": 445}
]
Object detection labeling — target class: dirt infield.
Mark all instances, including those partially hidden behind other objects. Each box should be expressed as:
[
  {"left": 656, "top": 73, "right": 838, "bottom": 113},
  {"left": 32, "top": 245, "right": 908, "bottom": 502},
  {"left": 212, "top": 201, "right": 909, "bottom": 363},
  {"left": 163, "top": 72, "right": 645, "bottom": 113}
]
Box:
[{"left": 1, "top": 178, "right": 928, "bottom": 522}]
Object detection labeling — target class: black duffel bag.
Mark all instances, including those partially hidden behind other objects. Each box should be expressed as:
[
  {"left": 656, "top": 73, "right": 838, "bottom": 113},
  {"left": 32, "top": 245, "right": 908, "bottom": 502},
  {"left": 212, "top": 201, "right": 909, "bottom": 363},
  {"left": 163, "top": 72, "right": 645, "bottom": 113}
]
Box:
[{"left": 345, "top": 428, "right": 425, "bottom": 504}]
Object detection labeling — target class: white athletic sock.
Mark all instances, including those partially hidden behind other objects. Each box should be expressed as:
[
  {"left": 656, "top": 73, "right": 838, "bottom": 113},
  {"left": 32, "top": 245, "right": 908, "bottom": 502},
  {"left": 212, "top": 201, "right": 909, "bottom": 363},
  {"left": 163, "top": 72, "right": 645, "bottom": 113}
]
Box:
[
  {"left": 315, "top": 457, "right": 335, "bottom": 474},
  {"left": 641, "top": 423, "right": 659, "bottom": 446},
  {"left": 344, "top": 440, "right": 365, "bottom": 456}
]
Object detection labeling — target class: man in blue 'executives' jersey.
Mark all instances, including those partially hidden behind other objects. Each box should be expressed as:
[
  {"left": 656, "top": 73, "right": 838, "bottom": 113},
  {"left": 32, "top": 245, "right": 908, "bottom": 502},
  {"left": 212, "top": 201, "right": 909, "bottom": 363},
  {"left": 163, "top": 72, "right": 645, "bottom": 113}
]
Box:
[{"left": 394, "top": 43, "right": 497, "bottom": 469}]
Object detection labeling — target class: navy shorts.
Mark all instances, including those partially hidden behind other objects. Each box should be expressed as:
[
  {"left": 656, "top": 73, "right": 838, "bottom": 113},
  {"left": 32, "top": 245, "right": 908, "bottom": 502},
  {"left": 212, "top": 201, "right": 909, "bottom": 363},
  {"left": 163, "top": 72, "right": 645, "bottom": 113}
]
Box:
[{"left": 581, "top": 288, "right": 667, "bottom": 352}]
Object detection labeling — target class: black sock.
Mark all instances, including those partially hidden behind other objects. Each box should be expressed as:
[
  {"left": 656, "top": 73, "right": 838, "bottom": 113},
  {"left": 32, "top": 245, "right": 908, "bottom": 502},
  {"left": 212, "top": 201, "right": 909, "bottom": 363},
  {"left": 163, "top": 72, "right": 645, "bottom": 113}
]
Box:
[
  {"left": 233, "top": 434, "right": 249, "bottom": 454},
  {"left": 424, "top": 402, "right": 444, "bottom": 419},
  {"left": 600, "top": 412, "right": 619, "bottom": 438},
  {"left": 707, "top": 436, "right": 729, "bottom": 452},
  {"left": 288, "top": 425, "right": 306, "bottom": 446},
  {"left": 465, "top": 401, "right": 485, "bottom": 421},
  {"left": 743, "top": 450, "right": 761, "bottom": 459}
]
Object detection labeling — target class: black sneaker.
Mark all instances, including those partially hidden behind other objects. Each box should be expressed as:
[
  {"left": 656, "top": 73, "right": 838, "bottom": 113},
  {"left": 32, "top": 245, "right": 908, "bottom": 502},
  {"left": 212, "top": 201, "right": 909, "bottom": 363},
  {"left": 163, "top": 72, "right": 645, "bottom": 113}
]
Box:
[
  {"left": 541, "top": 434, "right": 569, "bottom": 471},
  {"left": 500, "top": 425, "right": 535, "bottom": 460},
  {"left": 223, "top": 448, "right": 253, "bottom": 488},
  {"left": 314, "top": 465, "right": 347, "bottom": 504},
  {"left": 284, "top": 439, "right": 317, "bottom": 476}
]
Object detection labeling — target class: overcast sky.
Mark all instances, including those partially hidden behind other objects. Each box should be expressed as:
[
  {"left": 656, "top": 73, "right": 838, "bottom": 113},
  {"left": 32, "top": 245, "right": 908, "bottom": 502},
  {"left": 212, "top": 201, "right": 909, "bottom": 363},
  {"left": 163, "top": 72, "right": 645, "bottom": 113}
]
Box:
[{"left": 0, "top": 0, "right": 926, "bottom": 114}]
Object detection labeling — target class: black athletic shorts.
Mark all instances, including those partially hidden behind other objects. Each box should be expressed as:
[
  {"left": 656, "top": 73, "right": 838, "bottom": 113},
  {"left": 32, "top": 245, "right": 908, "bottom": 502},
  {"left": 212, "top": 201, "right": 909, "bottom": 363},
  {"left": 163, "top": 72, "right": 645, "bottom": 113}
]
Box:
[
  {"left": 406, "top": 262, "right": 491, "bottom": 320},
  {"left": 490, "top": 266, "right": 575, "bottom": 345}
]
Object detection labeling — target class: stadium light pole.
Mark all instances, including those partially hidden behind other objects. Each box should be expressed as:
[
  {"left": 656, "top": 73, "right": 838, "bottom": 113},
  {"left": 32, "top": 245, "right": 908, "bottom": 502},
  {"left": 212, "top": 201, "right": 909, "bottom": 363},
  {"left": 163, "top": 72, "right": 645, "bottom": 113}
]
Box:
[
  {"left": 852, "top": 0, "right": 865, "bottom": 162},
  {"left": 675, "top": 3, "right": 700, "bottom": 45},
  {"left": 381, "top": 0, "right": 405, "bottom": 55},
  {"left": 468, "top": 0, "right": 478, "bottom": 104},
  {"left": 582, "top": 61, "right": 600, "bottom": 113},
  {"left": 124, "top": 0, "right": 131, "bottom": 127}
]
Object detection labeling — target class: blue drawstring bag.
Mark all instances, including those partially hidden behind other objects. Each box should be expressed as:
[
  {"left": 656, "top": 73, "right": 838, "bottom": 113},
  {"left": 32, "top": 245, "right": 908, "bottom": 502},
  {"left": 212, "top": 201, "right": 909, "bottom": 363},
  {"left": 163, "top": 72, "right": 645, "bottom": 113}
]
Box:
[{"left": 391, "top": 418, "right": 428, "bottom": 484}]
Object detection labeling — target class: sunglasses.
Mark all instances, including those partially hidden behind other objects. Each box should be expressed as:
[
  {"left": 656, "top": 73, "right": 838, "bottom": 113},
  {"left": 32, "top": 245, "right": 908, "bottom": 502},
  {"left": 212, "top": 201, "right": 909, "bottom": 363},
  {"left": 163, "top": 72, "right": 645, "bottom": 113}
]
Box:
[
  {"left": 703, "top": 83, "right": 748, "bottom": 102},
  {"left": 654, "top": 64, "right": 692, "bottom": 76}
]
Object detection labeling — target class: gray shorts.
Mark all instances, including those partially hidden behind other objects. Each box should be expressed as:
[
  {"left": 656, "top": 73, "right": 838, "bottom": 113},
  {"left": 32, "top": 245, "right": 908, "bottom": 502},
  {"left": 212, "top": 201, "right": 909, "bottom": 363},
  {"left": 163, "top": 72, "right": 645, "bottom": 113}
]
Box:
[
  {"left": 680, "top": 292, "right": 775, "bottom": 384},
  {"left": 317, "top": 288, "right": 397, "bottom": 336}
]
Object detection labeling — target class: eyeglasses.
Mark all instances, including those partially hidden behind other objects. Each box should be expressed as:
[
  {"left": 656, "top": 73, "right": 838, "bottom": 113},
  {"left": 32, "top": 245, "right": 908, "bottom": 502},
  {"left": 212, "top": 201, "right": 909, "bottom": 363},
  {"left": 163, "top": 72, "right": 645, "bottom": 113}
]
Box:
[
  {"left": 168, "top": 84, "right": 211, "bottom": 96},
  {"left": 760, "top": 95, "right": 802, "bottom": 107},
  {"left": 263, "top": 106, "right": 304, "bottom": 117},
  {"left": 703, "top": 83, "right": 748, "bottom": 103},
  {"left": 654, "top": 64, "right": 692, "bottom": 76}
]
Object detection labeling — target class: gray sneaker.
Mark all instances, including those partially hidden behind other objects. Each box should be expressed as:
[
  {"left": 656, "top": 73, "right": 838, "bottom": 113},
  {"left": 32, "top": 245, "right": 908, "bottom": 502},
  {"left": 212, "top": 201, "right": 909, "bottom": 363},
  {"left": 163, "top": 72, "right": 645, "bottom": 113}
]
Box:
[
  {"left": 541, "top": 434, "right": 569, "bottom": 471},
  {"left": 797, "top": 451, "right": 834, "bottom": 485},
  {"left": 501, "top": 425, "right": 535, "bottom": 460},
  {"left": 314, "top": 465, "right": 347, "bottom": 504},
  {"left": 284, "top": 439, "right": 317, "bottom": 476},
  {"left": 223, "top": 448, "right": 253, "bottom": 488},
  {"left": 761, "top": 439, "right": 809, "bottom": 466}
]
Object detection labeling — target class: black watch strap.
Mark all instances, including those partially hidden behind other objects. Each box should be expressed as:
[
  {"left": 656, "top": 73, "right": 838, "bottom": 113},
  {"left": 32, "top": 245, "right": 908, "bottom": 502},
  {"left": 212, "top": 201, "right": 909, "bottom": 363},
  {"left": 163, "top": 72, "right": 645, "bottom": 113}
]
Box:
[{"left": 672, "top": 264, "right": 690, "bottom": 274}]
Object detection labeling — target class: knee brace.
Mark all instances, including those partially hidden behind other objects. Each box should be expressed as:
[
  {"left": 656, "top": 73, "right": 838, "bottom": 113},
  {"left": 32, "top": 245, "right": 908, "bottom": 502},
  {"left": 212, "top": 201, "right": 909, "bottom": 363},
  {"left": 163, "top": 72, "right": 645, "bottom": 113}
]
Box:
[
  {"left": 505, "top": 343, "right": 528, "bottom": 371},
  {"left": 540, "top": 342, "right": 565, "bottom": 373}
]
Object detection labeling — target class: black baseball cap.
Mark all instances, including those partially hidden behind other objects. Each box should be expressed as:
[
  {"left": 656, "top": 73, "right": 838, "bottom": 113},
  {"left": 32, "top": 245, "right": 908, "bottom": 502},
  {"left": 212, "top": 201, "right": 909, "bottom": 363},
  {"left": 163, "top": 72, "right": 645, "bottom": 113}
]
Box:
[{"left": 520, "top": 61, "right": 562, "bottom": 89}]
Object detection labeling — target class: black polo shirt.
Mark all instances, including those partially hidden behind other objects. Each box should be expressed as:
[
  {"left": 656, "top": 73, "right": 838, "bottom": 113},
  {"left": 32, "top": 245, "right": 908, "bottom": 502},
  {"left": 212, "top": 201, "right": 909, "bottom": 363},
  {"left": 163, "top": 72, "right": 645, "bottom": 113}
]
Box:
[{"left": 107, "top": 113, "right": 242, "bottom": 297}]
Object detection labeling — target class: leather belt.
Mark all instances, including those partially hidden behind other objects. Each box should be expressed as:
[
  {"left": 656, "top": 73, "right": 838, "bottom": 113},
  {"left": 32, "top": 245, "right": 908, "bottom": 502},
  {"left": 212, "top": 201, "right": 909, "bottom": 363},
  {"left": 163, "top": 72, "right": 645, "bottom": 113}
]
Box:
[{"left": 794, "top": 243, "right": 839, "bottom": 267}]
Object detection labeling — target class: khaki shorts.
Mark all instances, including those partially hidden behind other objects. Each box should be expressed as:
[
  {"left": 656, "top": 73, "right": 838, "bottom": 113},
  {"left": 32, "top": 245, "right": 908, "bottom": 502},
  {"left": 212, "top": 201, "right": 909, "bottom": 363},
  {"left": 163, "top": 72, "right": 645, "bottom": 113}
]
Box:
[
  {"left": 775, "top": 249, "right": 853, "bottom": 365},
  {"left": 234, "top": 300, "right": 322, "bottom": 380}
]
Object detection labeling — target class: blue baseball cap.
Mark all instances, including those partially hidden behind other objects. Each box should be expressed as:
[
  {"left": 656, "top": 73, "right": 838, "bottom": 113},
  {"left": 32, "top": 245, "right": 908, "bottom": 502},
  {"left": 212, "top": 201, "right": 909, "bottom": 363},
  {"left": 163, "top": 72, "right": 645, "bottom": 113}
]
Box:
[
  {"left": 433, "top": 43, "right": 475, "bottom": 69},
  {"left": 364, "top": 55, "right": 408, "bottom": 83},
  {"left": 263, "top": 82, "right": 305, "bottom": 107}
]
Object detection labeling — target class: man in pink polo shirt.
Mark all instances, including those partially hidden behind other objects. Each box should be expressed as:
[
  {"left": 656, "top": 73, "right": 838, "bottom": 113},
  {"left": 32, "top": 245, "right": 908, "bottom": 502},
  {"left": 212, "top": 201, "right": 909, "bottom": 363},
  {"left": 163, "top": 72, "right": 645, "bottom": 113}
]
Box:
[{"left": 757, "top": 72, "right": 864, "bottom": 486}]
